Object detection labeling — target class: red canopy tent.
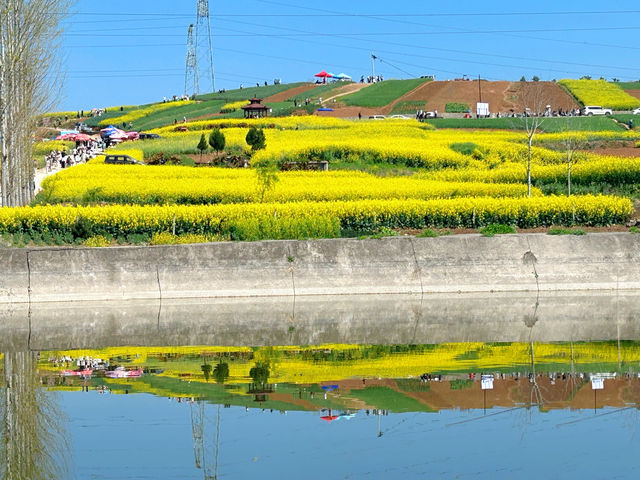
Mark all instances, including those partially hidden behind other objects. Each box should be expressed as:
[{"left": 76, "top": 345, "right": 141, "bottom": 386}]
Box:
[{"left": 314, "top": 70, "right": 332, "bottom": 84}]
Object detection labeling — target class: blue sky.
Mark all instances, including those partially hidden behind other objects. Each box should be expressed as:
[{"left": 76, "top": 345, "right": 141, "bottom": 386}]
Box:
[{"left": 59, "top": 0, "right": 640, "bottom": 110}]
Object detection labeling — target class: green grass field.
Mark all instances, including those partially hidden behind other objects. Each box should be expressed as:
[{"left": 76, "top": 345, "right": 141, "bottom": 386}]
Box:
[
  {"left": 424, "top": 116, "right": 625, "bottom": 132},
  {"left": 342, "top": 78, "right": 430, "bottom": 108}
]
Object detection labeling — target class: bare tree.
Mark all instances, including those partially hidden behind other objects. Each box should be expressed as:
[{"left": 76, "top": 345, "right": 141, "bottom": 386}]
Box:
[
  {"left": 517, "top": 82, "right": 547, "bottom": 197},
  {"left": 0, "top": 0, "right": 72, "bottom": 207},
  {"left": 559, "top": 120, "right": 588, "bottom": 197}
]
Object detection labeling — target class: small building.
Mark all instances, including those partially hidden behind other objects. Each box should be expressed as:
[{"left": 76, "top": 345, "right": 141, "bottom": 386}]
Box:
[{"left": 241, "top": 97, "right": 269, "bottom": 118}]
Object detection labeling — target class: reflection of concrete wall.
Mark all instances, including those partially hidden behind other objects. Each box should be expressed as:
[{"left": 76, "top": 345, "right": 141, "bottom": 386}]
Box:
[
  {"left": 1, "top": 292, "right": 639, "bottom": 351},
  {"left": 1, "top": 233, "right": 640, "bottom": 304}
]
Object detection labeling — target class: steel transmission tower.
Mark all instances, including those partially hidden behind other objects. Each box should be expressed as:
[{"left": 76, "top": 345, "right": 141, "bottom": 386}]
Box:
[
  {"left": 195, "top": 0, "right": 215, "bottom": 94},
  {"left": 185, "top": 24, "right": 198, "bottom": 97}
]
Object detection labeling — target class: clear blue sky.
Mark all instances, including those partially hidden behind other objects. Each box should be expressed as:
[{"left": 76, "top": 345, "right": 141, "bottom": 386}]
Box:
[{"left": 59, "top": 0, "right": 640, "bottom": 110}]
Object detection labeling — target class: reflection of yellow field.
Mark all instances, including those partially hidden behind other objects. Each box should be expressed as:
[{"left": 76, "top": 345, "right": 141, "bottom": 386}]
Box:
[{"left": 38, "top": 342, "right": 640, "bottom": 386}]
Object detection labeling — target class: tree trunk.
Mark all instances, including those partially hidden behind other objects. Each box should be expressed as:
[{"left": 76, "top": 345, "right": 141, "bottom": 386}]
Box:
[{"left": 527, "top": 137, "right": 533, "bottom": 197}]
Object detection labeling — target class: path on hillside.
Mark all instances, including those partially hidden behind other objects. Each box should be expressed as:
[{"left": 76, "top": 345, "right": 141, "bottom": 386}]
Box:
[{"left": 263, "top": 83, "right": 317, "bottom": 102}]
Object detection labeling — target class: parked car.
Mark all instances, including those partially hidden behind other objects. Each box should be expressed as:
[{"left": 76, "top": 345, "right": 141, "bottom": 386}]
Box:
[
  {"left": 138, "top": 133, "right": 161, "bottom": 140},
  {"left": 389, "top": 114, "right": 410, "bottom": 120},
  {"left": 582, "top": 106, "right": 612, "bottom": 116},
  {"left": 368, "top": 115, "right": 386, "bottom": 120},
  {"left": 104, "top": 154, "right": 144, "bottom": 165},
  {"left": 633, "top": 107, "right": 640, "bottom": 115}
]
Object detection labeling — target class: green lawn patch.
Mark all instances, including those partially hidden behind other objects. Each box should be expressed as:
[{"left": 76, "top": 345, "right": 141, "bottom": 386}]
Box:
[
  {"left": 348, "top": 386, "right": 433, "bottom": 412},
  {"left": 480, "top": 224, "right": 517, "bottom": 237},
  {"left": 342, "top": 78, "right": 430, "bottom": 107},
  {"left": 445, "top": 102, "right": 470, "bottom": 113},
  {"left": 616, "top": 81, "right": 640, "bottom": 90},
  {"left": 390, "top": 100, "right": 426, "bottom": 114},
  {"left": 424, "top": 116, "right": 624, "bottom": 132},
  {"left": 547, "top": 227, "right": 586, "bottom": 236}
]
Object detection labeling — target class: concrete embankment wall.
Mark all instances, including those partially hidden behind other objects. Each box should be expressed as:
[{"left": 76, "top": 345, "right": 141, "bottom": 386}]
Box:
[{"left": 0, "top": 233, "right": 639, "bottom": 304}]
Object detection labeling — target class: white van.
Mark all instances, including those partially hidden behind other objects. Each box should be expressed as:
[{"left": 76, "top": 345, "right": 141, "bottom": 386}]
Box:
[{"left": 582, "top": 106, "right": 612, "bottom": 116}]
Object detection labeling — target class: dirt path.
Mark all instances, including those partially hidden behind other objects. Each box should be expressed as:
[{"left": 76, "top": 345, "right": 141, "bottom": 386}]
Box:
[
  {"left": 322, "top": 83, "right": 371, "bottom": 103},
  {"left": 264, "top": 83, "right": 317, "bottom": 103}
]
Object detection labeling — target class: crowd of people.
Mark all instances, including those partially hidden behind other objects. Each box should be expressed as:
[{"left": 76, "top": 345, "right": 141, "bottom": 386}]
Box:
[
  {"left": 361, "top": 75, "right": 384, "bottom": 83},
  {"left": 162, "top": 94, "right": 192, "bottom": 103},
  {"left": 44, "top": 140, "right": 103, "bottom": 172}
]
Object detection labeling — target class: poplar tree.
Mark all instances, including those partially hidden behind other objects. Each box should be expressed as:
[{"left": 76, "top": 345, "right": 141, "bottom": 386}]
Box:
[{"left": 0, "top": 0, "right": 72, "bottom": 207}]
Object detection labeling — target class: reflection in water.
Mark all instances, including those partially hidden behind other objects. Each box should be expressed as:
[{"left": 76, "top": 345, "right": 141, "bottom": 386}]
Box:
[
  {"left": 2, "top": 340, "right": 640, "bottom": 479},
  {"left": 34, "top": 341, "right": 640, "bottom": 413},
  {"left": 0, "top": 352, "right": 69, "bottom": 480}
]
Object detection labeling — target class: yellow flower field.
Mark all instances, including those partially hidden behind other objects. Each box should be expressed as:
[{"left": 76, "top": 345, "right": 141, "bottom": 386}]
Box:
[
  {"left": 38, "top": 164, "right": 538, "bottom": 205},
  {"left": 0, "top": 195, "right": 631, "bottom": 241},
  {"left": 559, "top": 79, "right": 640, "bottom": 110}
]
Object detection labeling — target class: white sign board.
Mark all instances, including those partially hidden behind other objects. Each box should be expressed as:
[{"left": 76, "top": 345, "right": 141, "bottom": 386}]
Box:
[
  {"left": 476, "top": 102, "right": 490, "bottom": 117},
  {"left": 591, "top": 377, "right": 604, "bottom": 390},
  {"left": 481, "top": 374, "right": 494, "bottom": 390}
]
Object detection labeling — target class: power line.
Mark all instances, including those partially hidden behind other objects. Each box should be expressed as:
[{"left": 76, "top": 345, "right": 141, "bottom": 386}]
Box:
[
  {"left": 213, "top": 17, "right": 640, "bottom": 73},
  {"left": 62, "top": 26, "right": 640, "bottom": 37}
]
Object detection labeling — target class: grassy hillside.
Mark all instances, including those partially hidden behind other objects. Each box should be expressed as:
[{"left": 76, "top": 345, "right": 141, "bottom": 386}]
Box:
[
  {"left": 342, "top": 78, "right": 430, "bottom": 107},
  {"left": 198, "top": 82, "right": 305, "bottom": 102}
]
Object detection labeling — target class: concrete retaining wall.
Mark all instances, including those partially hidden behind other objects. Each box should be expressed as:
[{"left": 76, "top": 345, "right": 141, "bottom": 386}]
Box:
[{"left": 1, "top": 233, "right": 639, "bottom": 304}]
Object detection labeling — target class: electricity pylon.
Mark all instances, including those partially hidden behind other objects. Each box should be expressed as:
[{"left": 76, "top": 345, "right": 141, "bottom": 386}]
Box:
[
  {"left": 185, "top": 24, "right": 198, "bottom": 97},
  {"left": 195, "top": 0, "right": 215, "bottom": 94}
]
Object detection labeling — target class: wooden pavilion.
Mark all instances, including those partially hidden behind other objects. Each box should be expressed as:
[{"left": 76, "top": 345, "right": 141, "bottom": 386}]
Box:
[{"left": 241, "top": 97, "right": 270, "bottom": 118}]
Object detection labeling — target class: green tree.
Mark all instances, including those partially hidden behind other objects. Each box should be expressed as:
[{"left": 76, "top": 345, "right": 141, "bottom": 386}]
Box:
[
  {"left": 213, "top": 361, "right": 230, "bottom": 384},
  {"left": 249, "top": 361, "right": 270, "bottom": 385},
  {"left": 253, "top": 157, "right": 279, "bottom": 203},
  {"left": 520, "top": 75, "right": 527, "bottom": 82},
  {"left": 532, "top": 75, "right": 540, "bottom": 82},
  {"left": 209, "top": 128, "right": 226, "bottom": 153},
  {"left": 246, "top": 126, "right": 266, "bottom": 151},
  {"left": 197, "top": 133, "right": 208, "bottom": 158}
]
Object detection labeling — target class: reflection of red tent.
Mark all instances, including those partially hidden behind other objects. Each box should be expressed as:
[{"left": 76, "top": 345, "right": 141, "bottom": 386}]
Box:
[
  {"left": 314, "top": 70, "right": 332, "bottom": 84},
  {"left": 55, "top": 132, "right": 93, "bottom": 142},
  {"left": 320, "top": 409, "right": 339, "bottom": 422},
  {"left": 55, "top": 133, "right": 77, "bottom": 141}
]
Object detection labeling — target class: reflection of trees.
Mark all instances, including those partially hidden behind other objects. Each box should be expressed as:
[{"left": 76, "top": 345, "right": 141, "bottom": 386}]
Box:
[
  {"left": 212, "top": 362, "right": 229, "bottom": 384},
  {"left": 249, "top": 362, "right": 270, "bottom": 386},
  {"left": 0, "top": 351, "right": 69, "bottom": 480}
]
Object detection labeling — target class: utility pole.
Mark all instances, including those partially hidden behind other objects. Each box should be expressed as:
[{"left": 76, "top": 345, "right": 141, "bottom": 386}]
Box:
[
  {"left": 478, "top": 74, "right": 482, "bottom": 103},
  {"left": 196, "top": 0, "right": 216, "bottom": 94}
]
